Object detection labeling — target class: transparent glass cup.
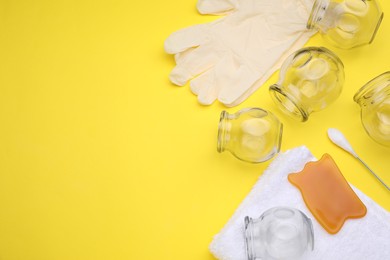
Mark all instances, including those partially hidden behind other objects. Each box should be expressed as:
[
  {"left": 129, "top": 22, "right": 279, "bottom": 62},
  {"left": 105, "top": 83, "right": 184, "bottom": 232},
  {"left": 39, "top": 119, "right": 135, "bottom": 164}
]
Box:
[
  {"left": 269, "top": 47, "right": 344, "bottom": 122},
  {"left": 217, "top": 108, "right": 283, "bottom": 163},
  {"left": 307, "top": 0, "right": 383, "bottom": 49},
  {"left": 245, "top": 207, "right": 314, "bottom": 260},
  {"left": 354, "top": 71, "right": 390, "bottom": 147}
]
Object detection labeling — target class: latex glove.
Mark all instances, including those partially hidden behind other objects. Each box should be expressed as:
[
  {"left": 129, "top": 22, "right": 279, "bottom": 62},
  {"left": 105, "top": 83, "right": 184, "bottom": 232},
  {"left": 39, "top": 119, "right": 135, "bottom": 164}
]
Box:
[{"left": 165, "top": 0, "right": 316, "bottom": 107}]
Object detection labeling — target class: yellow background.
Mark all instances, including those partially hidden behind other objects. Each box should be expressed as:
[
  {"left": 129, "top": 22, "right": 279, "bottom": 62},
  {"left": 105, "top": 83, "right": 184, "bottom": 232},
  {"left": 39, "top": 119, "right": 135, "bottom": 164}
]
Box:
[{"left": 0, "top": 0, "right": 389, "bottom": 259}]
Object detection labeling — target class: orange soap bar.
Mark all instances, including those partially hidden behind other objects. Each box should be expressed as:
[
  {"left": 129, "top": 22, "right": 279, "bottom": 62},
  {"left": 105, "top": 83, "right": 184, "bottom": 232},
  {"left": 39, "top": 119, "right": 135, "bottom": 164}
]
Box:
[{"left": 288, "top": 154, "right": 367, "bottom": 234}]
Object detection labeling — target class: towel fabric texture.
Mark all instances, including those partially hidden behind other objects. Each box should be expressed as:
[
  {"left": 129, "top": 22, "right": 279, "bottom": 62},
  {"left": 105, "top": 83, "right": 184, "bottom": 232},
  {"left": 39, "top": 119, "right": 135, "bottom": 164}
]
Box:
[{"left": 210, "top": 146, "right": 390, "bottom": 260}]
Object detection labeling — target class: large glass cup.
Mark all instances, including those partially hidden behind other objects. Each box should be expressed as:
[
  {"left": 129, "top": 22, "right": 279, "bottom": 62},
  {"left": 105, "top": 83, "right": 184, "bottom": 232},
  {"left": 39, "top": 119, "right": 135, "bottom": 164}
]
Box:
[
  {"left": 245, "top": 207, "right": 314, "bottom": 260},
  {"left": 354, "top": 71, "right": 390, "bottom": 147},
  {"left": 217, "top": 108, "right": 282, "bottom": 163},
  {"left": 269, "top": 47, "right": 344, "bottom": 122},
  {"left": 307, "top": 0, "right": 383, "bottom": 49}
]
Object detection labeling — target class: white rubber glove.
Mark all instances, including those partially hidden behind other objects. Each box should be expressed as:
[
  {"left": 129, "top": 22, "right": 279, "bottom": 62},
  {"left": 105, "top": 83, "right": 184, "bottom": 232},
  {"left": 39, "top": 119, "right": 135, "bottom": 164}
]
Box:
[{"left": 165, "top": 0, "right": 316, "bottom": 107}]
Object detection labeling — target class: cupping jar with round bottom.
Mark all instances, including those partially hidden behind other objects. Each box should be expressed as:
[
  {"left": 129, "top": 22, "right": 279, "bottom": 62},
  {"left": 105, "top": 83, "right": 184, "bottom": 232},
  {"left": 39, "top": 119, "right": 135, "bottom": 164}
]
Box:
[
  {"left": 245, "top": 207, "right": 314, "bottom": 260},
  {"left": 307, "top": 0, "right": 383, "bottom": 49},
  {"left": 269, "top": 47, "right": 344, "bottom": 122},
  {"left": 217, "top": 108, "right": 283, "bottom": 163},
  {"left": 354, "top": 71, "right": 390, "bottom": 147}
]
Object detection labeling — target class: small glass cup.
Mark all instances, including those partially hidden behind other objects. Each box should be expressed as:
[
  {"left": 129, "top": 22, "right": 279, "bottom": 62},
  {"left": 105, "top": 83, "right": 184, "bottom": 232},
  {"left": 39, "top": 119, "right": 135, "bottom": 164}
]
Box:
[
  {"left": 269, "top": 47, "right": 344, "bottom": 122},
  {"left": 307, "top": 0, "right": 383, "bottom": 49},
  {"left": 245, "top": 207, "right": 314, "bottom": 260},
  {"left": 354, "top": 71, "right": 390, "bottom": 147},
  {"left": 217, "top": 108, "right": 282, "bottom": 163}
]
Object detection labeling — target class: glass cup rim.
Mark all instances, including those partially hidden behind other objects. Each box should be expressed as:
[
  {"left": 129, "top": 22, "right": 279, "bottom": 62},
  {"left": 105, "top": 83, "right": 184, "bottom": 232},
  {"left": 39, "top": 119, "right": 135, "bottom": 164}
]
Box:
[{"left": 353, "top": 71, "right": 390, "bottom": 104}]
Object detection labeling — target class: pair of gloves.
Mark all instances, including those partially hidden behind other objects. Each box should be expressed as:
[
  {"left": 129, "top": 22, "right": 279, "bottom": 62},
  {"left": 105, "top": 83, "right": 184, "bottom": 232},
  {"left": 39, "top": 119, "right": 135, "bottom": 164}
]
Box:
[{"left": 165, "top": 0, "right": 316, "bottom": 107}]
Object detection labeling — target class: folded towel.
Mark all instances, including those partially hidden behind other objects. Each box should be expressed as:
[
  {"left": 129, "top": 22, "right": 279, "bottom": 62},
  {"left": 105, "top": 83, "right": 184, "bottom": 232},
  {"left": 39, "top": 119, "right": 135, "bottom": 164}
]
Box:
[{"left": 210, "top": 146, "right": 390, "bottom": 260}]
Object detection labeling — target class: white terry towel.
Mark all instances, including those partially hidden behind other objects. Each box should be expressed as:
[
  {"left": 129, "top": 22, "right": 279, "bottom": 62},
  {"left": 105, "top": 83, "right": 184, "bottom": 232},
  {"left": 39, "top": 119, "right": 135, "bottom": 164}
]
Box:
[{"left": 210, "top": 146, "right": 390, "bottom": 260}]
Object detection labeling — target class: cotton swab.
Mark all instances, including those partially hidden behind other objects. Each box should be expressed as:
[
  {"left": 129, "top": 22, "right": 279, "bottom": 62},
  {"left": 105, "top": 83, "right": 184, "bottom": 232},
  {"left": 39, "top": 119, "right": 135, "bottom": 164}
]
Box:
[{"left": 327, "top": 128, "right": 390, "bottom": 191}]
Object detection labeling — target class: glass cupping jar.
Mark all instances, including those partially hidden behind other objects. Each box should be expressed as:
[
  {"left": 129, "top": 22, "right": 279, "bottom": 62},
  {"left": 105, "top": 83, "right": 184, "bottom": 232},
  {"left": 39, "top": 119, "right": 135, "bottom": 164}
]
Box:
[
  {"left": 354, "top": 71, "right": 390, "bottom": 147},
  {"left": 245, "top": 207, "right": 314, "bottom": 260},
  {"left": 269, "top": 47, "right": 344, "bottom": 122},
  {"left": 307, "top": 0, "right": 383, "bottom": 49},
  {"left": 217, "top": 108, "right": 282, "bottom": 163}
]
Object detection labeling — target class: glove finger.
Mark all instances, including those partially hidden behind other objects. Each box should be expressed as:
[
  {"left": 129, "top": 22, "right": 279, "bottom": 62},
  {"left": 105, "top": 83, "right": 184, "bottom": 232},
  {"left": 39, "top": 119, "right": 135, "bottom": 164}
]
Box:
[
  {"left": 189, "top": 69, "right": 210, "bottom": 95},
  {"left": 190, "top": 69, "right": 218, "bottom": 105},
  {"left": 174, "top": 47, "right": 197, "bottom": 65},
  {"left": 169, "top": 43, "right": 218, "bottom": 86},
  {"left": 191, "top": 54, "right": 242, "bottom": 106},
  {"left": 197, "top": 0, "right": 239, "bottom": 15},
  {"left": 217, "top": 62, "right": 260, "bottom": 107},
  {"left": 164, "top": 24, "right": 208, "bottom": 54}
]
